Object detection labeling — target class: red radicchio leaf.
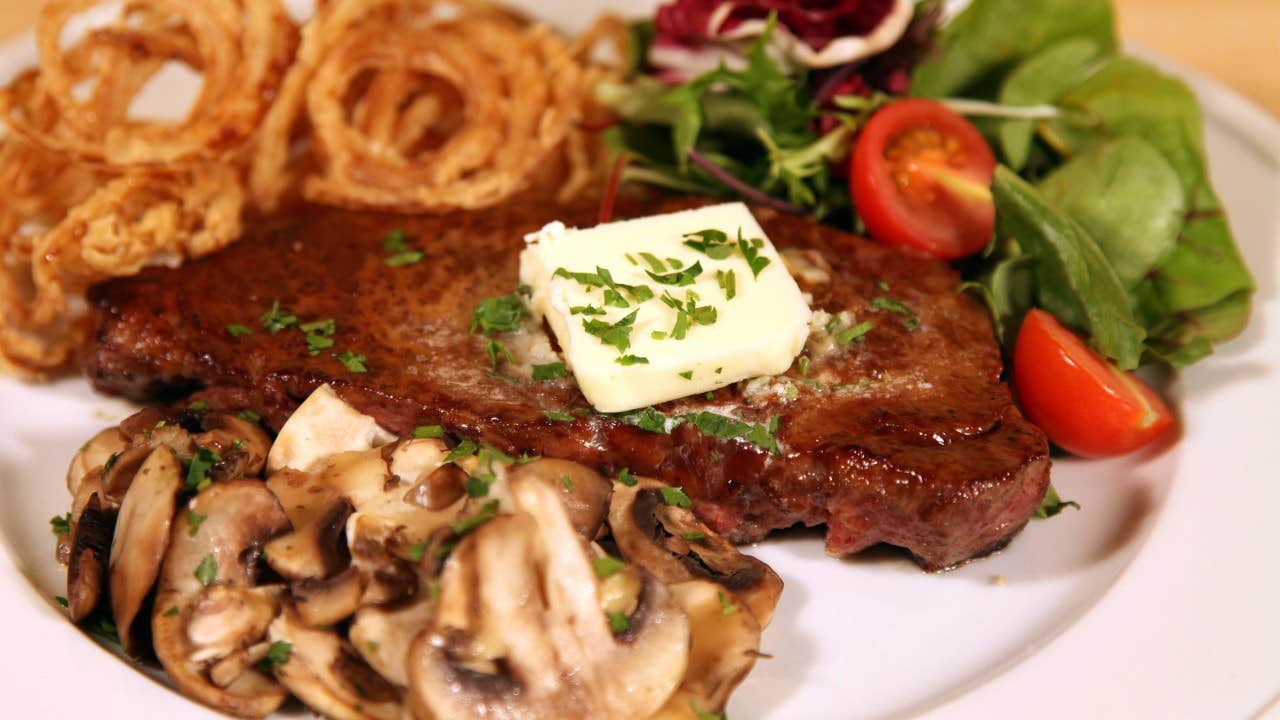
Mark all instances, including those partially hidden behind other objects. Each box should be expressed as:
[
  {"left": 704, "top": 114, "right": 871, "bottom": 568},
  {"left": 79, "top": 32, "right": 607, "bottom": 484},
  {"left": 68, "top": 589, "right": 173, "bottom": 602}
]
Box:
[{"left": 656, "top": 0, "right": 899, "bottom": 53}]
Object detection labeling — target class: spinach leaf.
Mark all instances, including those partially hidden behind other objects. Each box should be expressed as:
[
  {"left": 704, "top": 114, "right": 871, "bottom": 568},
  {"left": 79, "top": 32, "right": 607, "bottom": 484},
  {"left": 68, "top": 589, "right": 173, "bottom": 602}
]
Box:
[
  {"left": 992, "top": 167, "right": 1145, "bottom": 369},
  {"left": 912, "top": 0, "right": 1115, "bottom": 99},
  {"left": 1038, "top": 136, "right": 1186, "bottom": 287},
  {"left": 997, "top": 38, "right": 1104, "bottom": 170}
]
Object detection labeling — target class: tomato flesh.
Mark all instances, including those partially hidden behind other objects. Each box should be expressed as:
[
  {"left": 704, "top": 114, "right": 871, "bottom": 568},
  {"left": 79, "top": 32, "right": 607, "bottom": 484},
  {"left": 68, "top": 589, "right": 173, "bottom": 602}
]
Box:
[
  {"left": 850, "top": 99, "right": 996, "bottom": 260},
  {"left": 1014, "top": 309, "right": 1175, "bottom": 459}
]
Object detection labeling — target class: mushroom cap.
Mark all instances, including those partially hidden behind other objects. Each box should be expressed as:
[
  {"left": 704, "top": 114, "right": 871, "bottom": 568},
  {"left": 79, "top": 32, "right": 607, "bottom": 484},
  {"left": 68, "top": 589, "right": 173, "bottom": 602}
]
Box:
[
  {"left": 508, "top": 458, "right": 612, "bottom": 540},
  {"left": 409, "top": 478, "right": 690, "bottom": 719},
  {"left": 609, "top": 478, "right": 783, "bottom": 627},
  {"left": 292, "top": 567, "right": 364, "bottom": 627},
  {"left": 349, "top": 594, "right": 436, "bottom": 688},
  {"left": 66, "top": 427, "right": 127, "bottom": 496},
  {"left": 66, "top": 491, "right": 114, "bottom": 622},
  {"left": 197, "top": 412, "right": 273, "bottom": 480},
  {"left": 109, "top": 446, "right": 182, "bottom": 655},
  {"left": 267, "top": 384, "right": 394, "bottom": 473},
  {"left": 651, "top": 579, "right": 764, "bottom": 719},
  {"left": 151, "top": 480, "right": 293, "bottom": 717},
  {"left": 152, "top": 586, "right": 289, "bottom": 719},
  {"left": 263, "top": 469, "right": 353, "bottom": 582},
  {"left": 267, "top": 605, "right": 402, "bottom": 720}
]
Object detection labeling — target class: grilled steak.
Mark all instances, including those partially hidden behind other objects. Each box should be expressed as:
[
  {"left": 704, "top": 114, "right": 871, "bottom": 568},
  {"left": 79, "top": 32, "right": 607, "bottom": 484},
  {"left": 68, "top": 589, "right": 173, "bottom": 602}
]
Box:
[{"left": 86, "top": 196, "right": 1050, "bottom": 570}]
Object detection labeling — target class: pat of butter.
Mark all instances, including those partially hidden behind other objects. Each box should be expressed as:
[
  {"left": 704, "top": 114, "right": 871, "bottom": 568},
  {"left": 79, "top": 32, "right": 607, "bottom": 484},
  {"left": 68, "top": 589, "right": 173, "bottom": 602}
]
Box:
[{"left": 519, "top": 203, "right": 812, "bottom": 413}]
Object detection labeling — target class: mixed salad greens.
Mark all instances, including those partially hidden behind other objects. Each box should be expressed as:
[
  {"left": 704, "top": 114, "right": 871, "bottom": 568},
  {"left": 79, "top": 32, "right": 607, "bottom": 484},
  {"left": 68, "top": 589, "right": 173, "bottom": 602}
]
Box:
[{"left": 600, "top": 0, "right": 1254, "bottom": 378}]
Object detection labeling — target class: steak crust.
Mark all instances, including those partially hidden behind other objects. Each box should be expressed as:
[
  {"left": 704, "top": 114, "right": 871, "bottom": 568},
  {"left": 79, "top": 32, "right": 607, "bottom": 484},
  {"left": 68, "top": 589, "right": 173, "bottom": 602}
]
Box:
[{"left": 86, "top": 197, "right": 1049, "bottom": 570}]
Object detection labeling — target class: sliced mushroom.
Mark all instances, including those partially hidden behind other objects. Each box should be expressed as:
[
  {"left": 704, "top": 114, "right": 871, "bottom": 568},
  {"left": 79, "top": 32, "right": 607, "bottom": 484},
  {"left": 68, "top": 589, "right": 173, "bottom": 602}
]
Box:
[
  {"left": 508, "top": 458, "right": 612, "bottom": 540},
  {"left": 99, "top": 446, "right": 152, "bottom": 505},
  {"left": 651, "top": 580, "right": 765, "bottom": 719},
  {"left": 66, "top": 426, "right": 127, "bottom": 496},
  {"left": 292, "top": 567, "right": 365, "bottom": 627},
  {"left": 109, "top": 447, "right": 182, "bottom": 654},
  {"left": 152, "top": 480, "right": 291, "bottom": 718},
  {"left": 66, "top": 491, "right": 115, "bottom": 622},
  {"left": 610, "top": 478, "right": 783, "bottom": 627},
  {"left": 196, "top": 412, "right": 273, "bottom": 480},
  {"left": 263, "top": 468, "right": 353, "bottom": 582},
  {"left": 403, "top": 464, "right": 467, "bottom": 511},
  {"left": 408, "top": 477, "right": 689, "bottom": 719},
  {"left": 349, "top": 593, "right": 436, "bottom": 688},
  {"left": 267, "top": 384, "right": 395, "bottom": 473},
  {"left": 267, "top": 605, "right": 402, "bottom": 720}
]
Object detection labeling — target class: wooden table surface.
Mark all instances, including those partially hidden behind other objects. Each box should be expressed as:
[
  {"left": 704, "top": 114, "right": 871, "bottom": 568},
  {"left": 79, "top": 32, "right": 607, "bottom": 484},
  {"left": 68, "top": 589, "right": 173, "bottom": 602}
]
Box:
[{"left": 0, "top": 0, "right": 1277, "bottom": 118}]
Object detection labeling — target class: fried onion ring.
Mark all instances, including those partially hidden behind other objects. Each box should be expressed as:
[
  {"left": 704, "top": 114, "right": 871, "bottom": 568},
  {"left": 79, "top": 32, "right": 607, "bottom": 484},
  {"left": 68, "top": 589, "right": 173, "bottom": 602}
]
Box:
[
  {"left": 0, "top": 0, "right": 296, "bottom": 167},
  {"left": 0, "top": 0, "right": 627, "bottom": 374}
]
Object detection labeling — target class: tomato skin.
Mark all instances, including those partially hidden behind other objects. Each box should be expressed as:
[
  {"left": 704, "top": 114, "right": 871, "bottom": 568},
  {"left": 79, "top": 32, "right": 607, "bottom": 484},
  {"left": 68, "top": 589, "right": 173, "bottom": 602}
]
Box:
[
  {"left": 850, "top": 99, "right": 996, "bottom": 260},
  {"left": 1014, "top": 309, "right": 1175, "bottom": 459}
]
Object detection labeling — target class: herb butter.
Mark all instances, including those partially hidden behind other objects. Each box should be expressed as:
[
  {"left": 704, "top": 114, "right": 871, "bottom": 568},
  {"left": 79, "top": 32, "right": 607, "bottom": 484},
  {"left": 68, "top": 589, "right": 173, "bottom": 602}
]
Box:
[{"left": 519, "top": 203, "right": 811, "bottom": 412}]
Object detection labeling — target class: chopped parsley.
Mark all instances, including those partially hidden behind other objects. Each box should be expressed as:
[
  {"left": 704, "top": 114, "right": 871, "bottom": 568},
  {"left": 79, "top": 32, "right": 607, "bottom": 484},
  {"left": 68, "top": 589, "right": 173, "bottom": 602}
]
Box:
[
  {"left": 449, "top": 499, "right": 500, "bottom": 536},
  {"left": 681, "top": 531, "right": 706, "bottom": 542},
  {"left": 55, "top": 596, "right": 69, "bottom": 608},
  {"left": 638, "top": 252, "right": 667, "bottom": 272},
  {"left": 407, "top": 541, "right": 428, "bottom": 562},
  {"left": 544, "top": 410, "right": 575, "bottom": 422},
  {"left": 682, "top": 229, "right": 734, "bottom": 259},
  {"left": 592, "top": 556, "right": 626, "bottom": 578},
  {"left": 716, "top": 268, "right": 737, "bottom": 300},
  {"left": 86, "top": 612, "right": 120, "bottom": 646},
  {"left": 470, "top": 293, "right": 527, "bottom": 334},
  {"left": 382, "top": 229, "right": 411, "bottom": 252},
  {"left": 194, "top": 554, "right": 217, "bottom": 587},
  {"left": 798, "top": 356, "right": 811, "bottom": 375},
  {"left": 607, "top": 612, "right": 631, "bottom": 634},
  {"left": 615, "top": 355, "right": 649, "bottom": 366},
  {"left": 515, "top": 452, "right": 542, "bottom": 465},
  {"left": 583, "top": 309, "right": 639, "bottom": 353},
  {"left": 737, "top": 230, "right": 771, "bottom": 278},
  {"left": 444, "top": 440, "right": 478, "bottom": 463},
  {"left": 659, "top": 486, "right": 693, "bottom": 509},
  {"left": 260, "top": 640, "right": 292, "bottom": 670},
  {"left": 570, "top": 305, "right": 606, "bottom": 316},
  {"left": 485, "top": 340, "right": 513, "bottom": 370},
  {"left": 691, "top": 700, "right": 727, "bottom": 720},
  {"left": 877, "top": 280, "right": 891, "bottom": 291},
  {"left": 532, "top": 362, "right": 567, "bottom": 381},
  {"left": 617, "top": 468, "right": 638, "bottom": 486},
  {"left": 678, "top": 370, "right": 693, "bottom": 380},
  {"left": 186, "top": 510, "right": 208, "bottom": 537},
  {"left": 646, "top": 260, "right": 703, "bottom": 286},
  {"left": 49, "top": 513, "right": 71, "bottom": 537},
  {"left": 718, "top": 590, "right": 739, "bottom": 615},
  {"left": 834, "top": 321, "right": 875, "bottom": 346},
  {"left": 162, "top": 605, "right": 179, "bottom": 617},
  {"left": 385, "top": 250, "right": 424, "bottom": 267},
  {"left": 609, "top": 406, "right": 673, "bottom": 434},
  {"left": 682, "top": 411, "right": 781, "bottom": 455},
  {"left": 871, "top": 296, "right": 918, "bottom": 328},
  {"left": 560, "top": 475, "right": 574, "bottom": 491},
  {"left": 413, "top": 425, "right": 445, "bottom": 439},
  {"left": 238, "top": 410, "right": 261, "bottom": 423},
  {"left": 659, "top": 290, "right": 717, "bottom": 340},
  {"left": 226, "top": 323, "right": 253, "bottom": 338},
  {"left": 335, "top": 350, "right": 368, "bottom": 373},
  {"left": 259, "top": 301, "right": 298, "bottom": 334},
  {"left": 184, "top": 447, "right": 222, "bottom": 492},
  {"left": 188, "top": 400, "right": 208, "bottom": 411},
  {"left": 300, "top": 318, "right": 337, "bottom": 356}
]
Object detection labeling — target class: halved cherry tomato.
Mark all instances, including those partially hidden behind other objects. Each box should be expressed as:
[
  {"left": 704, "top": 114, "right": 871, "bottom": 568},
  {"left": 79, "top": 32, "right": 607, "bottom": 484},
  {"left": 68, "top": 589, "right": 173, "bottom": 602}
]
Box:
[
  {"left": 850, "top": 99, "right": 997, "bottom": 260},
  {"left": 1014, "top": 309, "right": 1175, "bottom": 459}
]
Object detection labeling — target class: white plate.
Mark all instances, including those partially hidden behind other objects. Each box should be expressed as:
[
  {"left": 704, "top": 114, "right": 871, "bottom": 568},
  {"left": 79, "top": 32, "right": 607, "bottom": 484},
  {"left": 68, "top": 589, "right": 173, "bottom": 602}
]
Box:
[{"left": 2, "top": 4, "right": 1279, "bottom": 718}]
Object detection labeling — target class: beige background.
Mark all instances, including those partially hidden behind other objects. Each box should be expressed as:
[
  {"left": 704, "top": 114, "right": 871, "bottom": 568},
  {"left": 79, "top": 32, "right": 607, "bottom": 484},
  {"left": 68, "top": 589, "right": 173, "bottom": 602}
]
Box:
[{"left": 0, "top": 0, "right": 1277, "bottom": 117}]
